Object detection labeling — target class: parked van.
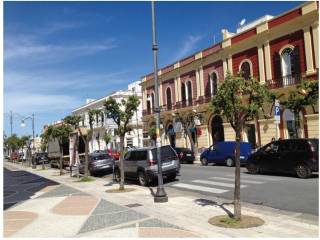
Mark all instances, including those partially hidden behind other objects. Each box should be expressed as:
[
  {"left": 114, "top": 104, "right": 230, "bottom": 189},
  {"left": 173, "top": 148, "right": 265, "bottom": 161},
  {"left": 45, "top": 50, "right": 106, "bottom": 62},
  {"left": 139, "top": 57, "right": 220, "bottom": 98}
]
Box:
[{"left": 200, "top": 141, "right": 252, "bottom": 167}]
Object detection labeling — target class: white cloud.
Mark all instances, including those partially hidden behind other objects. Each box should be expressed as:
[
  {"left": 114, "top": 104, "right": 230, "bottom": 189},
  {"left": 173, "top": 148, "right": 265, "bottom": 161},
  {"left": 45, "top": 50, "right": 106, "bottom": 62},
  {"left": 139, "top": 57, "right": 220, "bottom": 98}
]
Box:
[
  {"left": 4, "top": 92, "right": 83, "bottom": 115},
  {"left": 173, "top": 34, "right": 204, "bottom": 61}
]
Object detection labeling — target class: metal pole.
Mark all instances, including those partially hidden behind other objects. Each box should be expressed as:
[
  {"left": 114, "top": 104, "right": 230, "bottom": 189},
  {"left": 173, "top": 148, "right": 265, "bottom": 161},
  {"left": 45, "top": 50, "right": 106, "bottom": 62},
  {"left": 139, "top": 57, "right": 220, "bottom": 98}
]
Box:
[
  {"left": 10, "top": 111, "right": 13, "bottom": 137},
  {"left": 32, "top": 113, "right": 36, "bottom": 168},
  {"left": 151, "top": 1, "right": 168, "bottom": 203}
]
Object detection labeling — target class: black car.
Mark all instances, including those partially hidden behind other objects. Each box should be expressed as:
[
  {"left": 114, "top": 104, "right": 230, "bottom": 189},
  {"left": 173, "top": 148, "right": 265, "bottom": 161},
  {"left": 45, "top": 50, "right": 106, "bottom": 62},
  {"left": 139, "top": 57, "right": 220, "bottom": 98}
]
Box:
[
  {"left": 79, "top": 152, "right": 114, "bottom": 176},
  {"left": 246, "top": 139, "right": 318, "bottom": 178},
  {"left": 174, "top": 147, "right": 195, "bottom": 164},
  {"left": 33, "top": 152, "right": 49, "bottom": 165}
]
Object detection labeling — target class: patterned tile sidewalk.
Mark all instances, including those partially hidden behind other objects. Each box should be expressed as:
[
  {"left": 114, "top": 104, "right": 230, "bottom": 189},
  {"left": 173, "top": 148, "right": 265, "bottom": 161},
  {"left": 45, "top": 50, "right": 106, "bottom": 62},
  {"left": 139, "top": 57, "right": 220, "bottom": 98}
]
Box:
[
  {"left": 3, "top": 163, "right": 200, "bottom": 238},
  {"left": 4, "top": 162, "right": 319, "bottom": 238}
]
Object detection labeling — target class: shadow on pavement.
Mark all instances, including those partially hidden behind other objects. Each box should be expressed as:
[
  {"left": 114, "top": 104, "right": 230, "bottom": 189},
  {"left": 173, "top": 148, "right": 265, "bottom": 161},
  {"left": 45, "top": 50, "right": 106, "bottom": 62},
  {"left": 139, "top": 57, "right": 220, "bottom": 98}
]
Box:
[
  {"left": 4, "top": 168, "right": 59, "bottom": 210},
  {"left": 194, "top": 198, "right": 234, "bottom": 218}
]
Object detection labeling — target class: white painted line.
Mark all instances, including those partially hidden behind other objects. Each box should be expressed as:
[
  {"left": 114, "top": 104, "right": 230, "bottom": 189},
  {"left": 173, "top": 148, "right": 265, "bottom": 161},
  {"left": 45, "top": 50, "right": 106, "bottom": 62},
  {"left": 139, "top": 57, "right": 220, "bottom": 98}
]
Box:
[
  {"left": 171, "top": 183, "right": 228, "bottom": 194},
  {"left": 192, "top": 179, "right": 247, "bottom": 188},
  {"left": 225, "top": 174, "right": 279, "bottom": 181},
  {"left": 209, "top": 177, "right": 263, "bottom": 184}
]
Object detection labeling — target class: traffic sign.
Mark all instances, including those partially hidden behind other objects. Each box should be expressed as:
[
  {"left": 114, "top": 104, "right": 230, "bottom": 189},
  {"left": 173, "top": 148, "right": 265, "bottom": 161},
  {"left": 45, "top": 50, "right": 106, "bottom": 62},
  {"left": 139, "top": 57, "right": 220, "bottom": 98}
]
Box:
[{"left": 274, "top": 100, "right": 281, "bottom": 123}]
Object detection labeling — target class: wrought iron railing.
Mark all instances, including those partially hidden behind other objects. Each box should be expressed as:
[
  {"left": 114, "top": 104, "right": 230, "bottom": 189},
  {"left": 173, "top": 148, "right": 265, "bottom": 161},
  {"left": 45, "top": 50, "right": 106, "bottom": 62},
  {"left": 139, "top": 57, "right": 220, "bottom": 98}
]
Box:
[{"left": 266, "top": 74, "right": 301, "bottom": 89}]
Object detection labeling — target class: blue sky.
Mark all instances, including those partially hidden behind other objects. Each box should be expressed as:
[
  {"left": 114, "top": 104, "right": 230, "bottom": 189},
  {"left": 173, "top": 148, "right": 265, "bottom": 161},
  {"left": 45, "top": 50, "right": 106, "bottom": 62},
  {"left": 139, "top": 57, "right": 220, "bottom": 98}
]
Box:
[{"left": 4, "top": 1, "right": 303, "bottom": 137}]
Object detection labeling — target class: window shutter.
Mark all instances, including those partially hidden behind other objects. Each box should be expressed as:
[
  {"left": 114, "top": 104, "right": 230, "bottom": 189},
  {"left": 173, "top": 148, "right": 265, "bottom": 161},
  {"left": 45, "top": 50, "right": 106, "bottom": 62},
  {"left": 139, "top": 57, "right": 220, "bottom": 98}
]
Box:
[
  {"left": 273, "top": 52, "right": 282, "bottom": 80},
  {"left": 291, "top": 46, "right": 301, "bottom": 76}
]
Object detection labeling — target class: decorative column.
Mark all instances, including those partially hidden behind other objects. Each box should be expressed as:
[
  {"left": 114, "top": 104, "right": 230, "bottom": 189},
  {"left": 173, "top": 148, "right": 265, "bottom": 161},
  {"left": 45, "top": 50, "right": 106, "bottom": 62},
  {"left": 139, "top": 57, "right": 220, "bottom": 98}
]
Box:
[
  {"left": 264, "top": 41, "right": 272, "bottom": 81},
  {"left": 159, "top": 81, "right": 163, "bottom": 106},
  {"left": 177, "top": 75, "right": 181, "bottom": 102},
  {"left": 227, "top": 55, "right": 233, "bottom": 74},
  {"left": 174, "top": 77, "right": 178, "bottom": 104},
  {"left": 303, "top": 26, "right": 315, "bottom": 75},
  {"left": 199, "top": 67, "right": 204, "bottom": 96},
  {"left": 223, "top": 58, "right": 228, "bottom": 77},
  {"left": 196, "top": 68, "right": 201, "bottom": 98},
  {"left": 311, "top": 22, "right": 319, "bottom": 69},
  {"left": 257, "top": 45, "right": 266, "bottom": 83}
]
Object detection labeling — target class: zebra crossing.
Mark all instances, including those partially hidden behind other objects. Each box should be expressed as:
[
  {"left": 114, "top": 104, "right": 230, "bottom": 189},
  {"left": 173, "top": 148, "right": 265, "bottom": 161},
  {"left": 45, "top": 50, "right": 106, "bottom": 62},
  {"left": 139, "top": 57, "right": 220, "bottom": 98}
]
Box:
[{"left": 169, "top": 174, "right": 280, "bottom": 195}]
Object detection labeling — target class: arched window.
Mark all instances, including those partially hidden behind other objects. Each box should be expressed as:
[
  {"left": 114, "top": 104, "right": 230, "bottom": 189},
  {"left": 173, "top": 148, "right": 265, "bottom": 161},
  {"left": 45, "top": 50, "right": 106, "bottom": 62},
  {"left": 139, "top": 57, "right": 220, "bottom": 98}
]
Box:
[
  {"left": 166, "top": 87, "right": 172, "bottom": 110},
  {"left": 281, "top": 48, "right": 294, "bottom": 78},
  {"left": 151, "top": 93, "right": 155, "bottom": 112},
  {"left": 186, "top": 81, "right": 192, "bottom": 105},
  {"left": 146, "top": 94, "right": 151, "bottom": 114},
  {"left": 240, "top": 61, "right": 251, "bottom": 80},
  {"left": 181, "top": 83, "right": 186, "bottom": 104},
  {"left": 209, "top": 72, "right": 218, "bottom": 96}
]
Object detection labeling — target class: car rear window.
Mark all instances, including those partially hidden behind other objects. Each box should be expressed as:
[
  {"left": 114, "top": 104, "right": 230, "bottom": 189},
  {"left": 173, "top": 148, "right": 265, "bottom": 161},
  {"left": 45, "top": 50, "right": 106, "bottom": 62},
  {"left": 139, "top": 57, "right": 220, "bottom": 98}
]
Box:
[
  {"left": 151, "top": 146, "right": 177, "bottom": 161},
  {"left": 91, "top": 154, "right": 110, "bottom": 161},
  {"left": 131, "top": 151, "right": 148, "bottom": 161}
]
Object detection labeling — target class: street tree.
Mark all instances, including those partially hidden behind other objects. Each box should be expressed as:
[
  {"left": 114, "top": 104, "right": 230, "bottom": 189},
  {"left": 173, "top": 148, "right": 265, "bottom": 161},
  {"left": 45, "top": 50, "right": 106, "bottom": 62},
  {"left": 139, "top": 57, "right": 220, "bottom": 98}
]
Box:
[
  {"left": 6, "top": 134, "right": 20, "bottom": 154},
  {"left": 210, "top": 73, "right": 273, "bottom": 220},
  {"left": 64, "top": 115, "right": 84, "bottom": 177},
  {"left": 280, "top": 80, "right": 318, "bottom": 138},
  {"left": 102, "top": 133, "right": 112, "bottom": 149},
  {"left": 104, "top": 95, "right": 140, "bottom": 190},
  {"left": 20, "top": 135, "right": 31, "bottom": 165},
  {"left": 43, "top": 124, "right": 72, "bottom": 175},
  {"left": 148, "top": 126, "right": 157, "bottom": 146},
  {"left": 40, "top": 133, "right": 49, "bottom": 169},
  {"left": 88, "top": 109, "right": 104, "bottom": 151}
]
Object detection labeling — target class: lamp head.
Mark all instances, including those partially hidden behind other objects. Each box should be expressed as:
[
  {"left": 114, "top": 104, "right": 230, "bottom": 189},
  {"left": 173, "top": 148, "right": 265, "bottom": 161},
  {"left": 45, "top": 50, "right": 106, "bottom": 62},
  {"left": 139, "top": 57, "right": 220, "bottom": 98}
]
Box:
[{"left": 21, "top": 120, "right": 25, "bottom": 127}]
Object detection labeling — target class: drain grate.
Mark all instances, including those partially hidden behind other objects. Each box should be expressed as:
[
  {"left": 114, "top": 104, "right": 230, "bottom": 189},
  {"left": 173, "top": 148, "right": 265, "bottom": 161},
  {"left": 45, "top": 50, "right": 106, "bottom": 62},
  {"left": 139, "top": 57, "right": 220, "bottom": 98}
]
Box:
[{"left": 125, "top": 203, "right": 143, "bottom": 208}]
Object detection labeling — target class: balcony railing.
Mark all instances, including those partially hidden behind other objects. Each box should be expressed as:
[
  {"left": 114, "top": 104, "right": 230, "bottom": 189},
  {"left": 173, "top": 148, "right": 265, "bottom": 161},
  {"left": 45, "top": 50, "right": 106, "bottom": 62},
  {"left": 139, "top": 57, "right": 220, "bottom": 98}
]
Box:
[{"left": 267, "top": 74, "right": 301, "bottom": 89}]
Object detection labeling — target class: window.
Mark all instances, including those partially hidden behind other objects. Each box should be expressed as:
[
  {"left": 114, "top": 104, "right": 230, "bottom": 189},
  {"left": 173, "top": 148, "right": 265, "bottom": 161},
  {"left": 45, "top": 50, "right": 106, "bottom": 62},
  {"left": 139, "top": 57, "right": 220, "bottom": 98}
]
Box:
[
  {"left": 281, "top": 48, "right": 293, "bottom": 77},
  {"left": 181, "top": 83, "right": 186, "bottom": 102},
  {"left": 186, "top": 81, "right": 192, "bottom": 104},
  {"left": 240, "top": 61, "right": 251, "bottom": 80},
  {"left": 209, "top": 72, "right": 218, "bottom": 96},
  {"left": 151, "top": 93, "right": 155, "bottom": 111},
  {"left": 166, "top": 87, "right": 172, "bottom": 110}
]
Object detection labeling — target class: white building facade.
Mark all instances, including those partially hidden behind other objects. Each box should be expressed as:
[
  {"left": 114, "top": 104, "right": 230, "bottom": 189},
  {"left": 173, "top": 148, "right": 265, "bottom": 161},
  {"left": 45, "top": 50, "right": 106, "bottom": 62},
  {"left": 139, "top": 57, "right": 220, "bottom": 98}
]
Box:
[{"left": 72, "top": 81, "right": 144, "bottom": 153}]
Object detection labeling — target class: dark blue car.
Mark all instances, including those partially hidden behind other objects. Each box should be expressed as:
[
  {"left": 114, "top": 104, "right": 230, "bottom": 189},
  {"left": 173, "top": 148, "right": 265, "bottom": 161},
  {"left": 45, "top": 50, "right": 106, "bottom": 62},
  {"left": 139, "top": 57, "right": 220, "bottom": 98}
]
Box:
[{"left": 200, "top": 141, "right": 252, "bottom": 167}]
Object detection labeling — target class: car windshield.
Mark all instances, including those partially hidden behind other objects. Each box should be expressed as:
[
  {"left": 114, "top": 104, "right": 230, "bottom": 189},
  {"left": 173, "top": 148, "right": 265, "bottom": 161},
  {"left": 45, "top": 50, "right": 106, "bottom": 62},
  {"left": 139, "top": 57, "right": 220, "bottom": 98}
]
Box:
[{"left": 91, "top": 154, "right": 110, "bottom": 161}]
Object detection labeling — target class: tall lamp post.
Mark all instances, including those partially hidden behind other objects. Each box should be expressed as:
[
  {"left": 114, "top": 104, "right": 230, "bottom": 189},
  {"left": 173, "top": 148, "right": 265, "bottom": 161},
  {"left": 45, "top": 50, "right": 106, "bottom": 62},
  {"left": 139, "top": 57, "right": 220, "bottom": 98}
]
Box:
[
  {"left": 21, "top": 113, "right": 35, "bottom": 168},
  {"left": 151, "top": 1, "right": 168, "bottom": 203}
]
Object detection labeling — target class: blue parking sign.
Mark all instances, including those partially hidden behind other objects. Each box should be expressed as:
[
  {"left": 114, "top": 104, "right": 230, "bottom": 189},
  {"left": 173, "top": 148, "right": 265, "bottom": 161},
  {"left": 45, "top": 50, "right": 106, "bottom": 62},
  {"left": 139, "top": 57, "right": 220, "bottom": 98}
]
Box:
[{"left": 274, "top": 104, "right": 280, "bottom": 122}]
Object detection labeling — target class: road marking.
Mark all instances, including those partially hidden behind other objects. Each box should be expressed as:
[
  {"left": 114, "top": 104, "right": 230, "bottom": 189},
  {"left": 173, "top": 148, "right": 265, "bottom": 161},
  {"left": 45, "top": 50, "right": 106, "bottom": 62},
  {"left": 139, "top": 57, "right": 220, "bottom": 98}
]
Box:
[
  {"left": 171, "top": 183, "right": 228, "bottom": 194},
  {"left": 225, "top": 174, "right": 279, "bottom": 181},
  {"left": 192, "top": 180, "right": 247, "bottom": 188},
  {"left": 209, "top": 177, "right": 263, "bottom": 184}
]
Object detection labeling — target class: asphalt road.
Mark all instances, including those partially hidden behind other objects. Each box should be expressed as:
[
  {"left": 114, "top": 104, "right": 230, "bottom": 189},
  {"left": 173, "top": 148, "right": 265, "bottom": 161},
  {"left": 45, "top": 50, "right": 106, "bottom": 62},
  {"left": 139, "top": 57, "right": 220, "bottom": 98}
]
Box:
[{"left": 164, "top": 163, "right": 319, "bottom": 216}]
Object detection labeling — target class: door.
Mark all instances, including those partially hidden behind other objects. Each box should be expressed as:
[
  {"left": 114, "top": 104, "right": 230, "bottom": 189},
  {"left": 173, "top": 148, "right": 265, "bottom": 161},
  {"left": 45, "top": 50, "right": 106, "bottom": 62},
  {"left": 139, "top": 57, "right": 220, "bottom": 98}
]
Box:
[
  {"left": 260, "top": 141, "right": 281, "bottom": 172},
  {"left": 123, "top": 151, "right": 134, "bottom": 178},
  {"left": 207, "top": 145, "right": 218, "bottom": 163}
]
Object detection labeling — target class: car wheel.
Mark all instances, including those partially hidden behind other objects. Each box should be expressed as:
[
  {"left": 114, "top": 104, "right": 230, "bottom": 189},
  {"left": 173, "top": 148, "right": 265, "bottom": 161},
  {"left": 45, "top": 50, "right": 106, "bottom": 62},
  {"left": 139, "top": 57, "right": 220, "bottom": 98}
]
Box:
[
  {"left": 167, "top": 173, "right": 177, "bottom": 182},
  {"left": 201, "top": 158, "right": 208, "bottom": 166},
  {"left": 225, "top": 157, "right": 234, "bottom": 167},
  {"left": 295, "top": 164, "right": 311, "bottom": 179},
  {"left": 138, "top": 171, "right": 148, "bottom": 187},
  {"left": 247, "top": 163, "right": 260, "bottom": 174},
  {"left": 114, "top": 168, "right": 121, "bottom": 182}
]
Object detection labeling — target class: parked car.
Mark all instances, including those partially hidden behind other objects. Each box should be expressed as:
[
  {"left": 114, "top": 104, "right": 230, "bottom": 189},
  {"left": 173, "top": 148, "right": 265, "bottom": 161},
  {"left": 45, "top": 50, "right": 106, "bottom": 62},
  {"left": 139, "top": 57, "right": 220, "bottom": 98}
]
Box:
[
  {"left": 114, "top": 145, "right": 180, "bottom": 186},
  {"left": 79, "top": 152, "right": 114, "bottom": 176},
  {"left": 246, "top": 139, "right": 319, "bottom": 178},
  {"left": 173, "top": 147, "right": 195, "bottom": 164},
  {"left": 200, "top": 141, "right": 252, "bottom": 167},
  {"left": 107, "top": 149, "right": 120, "bottom": 160},
  {"left": 33, "top": 152, "right": 49, "bottom": 165},
  {"left": 10, "top": 152, "right": 19, "bottom": 161}
]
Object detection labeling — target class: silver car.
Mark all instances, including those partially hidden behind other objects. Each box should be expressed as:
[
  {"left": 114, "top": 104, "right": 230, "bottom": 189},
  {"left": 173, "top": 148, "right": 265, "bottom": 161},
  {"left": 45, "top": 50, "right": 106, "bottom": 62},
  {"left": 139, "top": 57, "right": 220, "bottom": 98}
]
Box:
[{"left": 114, "top": 145, "right": 180, "bottom": 186}]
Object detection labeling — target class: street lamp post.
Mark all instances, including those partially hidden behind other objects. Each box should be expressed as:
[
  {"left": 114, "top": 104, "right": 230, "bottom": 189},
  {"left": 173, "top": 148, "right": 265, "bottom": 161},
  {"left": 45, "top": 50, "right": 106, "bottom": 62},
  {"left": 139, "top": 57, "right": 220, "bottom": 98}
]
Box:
[
  {"left": 151, "top": 1, "right": 168, "bottom": 203},
  {"left": 21, "top": 113, "right": 35, "bottom": 168}
]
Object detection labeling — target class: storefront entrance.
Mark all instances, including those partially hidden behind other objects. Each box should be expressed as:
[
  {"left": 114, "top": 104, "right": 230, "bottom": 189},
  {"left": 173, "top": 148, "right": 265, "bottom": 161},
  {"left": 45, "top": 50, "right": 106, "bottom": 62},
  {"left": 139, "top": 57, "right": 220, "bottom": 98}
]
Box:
[{"left": 211, "top": 115, "right": 225, "bottom": 142}]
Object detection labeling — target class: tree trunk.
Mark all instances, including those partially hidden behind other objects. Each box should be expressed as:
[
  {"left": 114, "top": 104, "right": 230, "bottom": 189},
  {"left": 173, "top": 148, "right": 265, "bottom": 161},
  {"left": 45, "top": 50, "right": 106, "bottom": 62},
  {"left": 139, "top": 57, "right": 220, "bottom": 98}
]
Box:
[
  {"left": 59, "top": 140, "right": 63, "bottom": 176},
  {"left": 234, "top": 125, "right": 242, "bottom": 220},
  {"left": 186, "top": 130, "right": 198, "bottom": 154},
  {"left": 84, "top": 136, "right": 89, "bottom": 177},
  {"left": 119, "top": 135, "right": 125, "bottom": 190},
  {"left": 75, "top": 134, "right": 79, "bottom": 178}
]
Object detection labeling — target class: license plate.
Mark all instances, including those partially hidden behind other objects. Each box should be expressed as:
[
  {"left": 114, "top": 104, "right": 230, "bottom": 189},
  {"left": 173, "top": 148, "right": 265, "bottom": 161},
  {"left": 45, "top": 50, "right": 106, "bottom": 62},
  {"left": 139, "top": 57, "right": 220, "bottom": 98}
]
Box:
[
  {"left": 186, "top": 154, "right": 192, "bottom": 156},
  {"left": 162, "top": 162, "right": 171, "bottom": 166}
]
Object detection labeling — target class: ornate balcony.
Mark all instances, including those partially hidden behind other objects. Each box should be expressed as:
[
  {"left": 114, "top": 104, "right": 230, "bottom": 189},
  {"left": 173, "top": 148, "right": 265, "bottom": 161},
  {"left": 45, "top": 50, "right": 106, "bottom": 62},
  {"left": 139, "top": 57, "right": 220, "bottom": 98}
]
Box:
[{"left": 266, "top": 74, "right": 301, "bottom": 89}]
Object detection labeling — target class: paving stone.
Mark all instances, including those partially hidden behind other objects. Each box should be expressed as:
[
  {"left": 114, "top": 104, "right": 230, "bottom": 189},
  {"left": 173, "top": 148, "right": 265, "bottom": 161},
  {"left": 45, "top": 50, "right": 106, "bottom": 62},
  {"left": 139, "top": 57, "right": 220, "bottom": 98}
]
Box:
[
  {"left": 138, "top": 218, "right": 182, "bottom": 229},
  {"left": 37, "top": 185, "right": 86, "bottom": 198},
  {"left": 78, "top": 210, "right": 147, "bottom": 234},
  {"left": 91, "top": 199, "right": 128, "bottom": 215}
]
